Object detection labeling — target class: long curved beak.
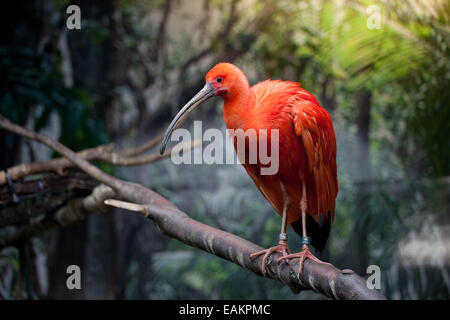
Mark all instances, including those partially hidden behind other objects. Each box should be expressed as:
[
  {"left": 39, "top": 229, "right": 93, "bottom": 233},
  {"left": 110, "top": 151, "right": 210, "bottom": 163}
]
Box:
[{"left": 160, "top": 83, "right": 215, "bottom": 155}]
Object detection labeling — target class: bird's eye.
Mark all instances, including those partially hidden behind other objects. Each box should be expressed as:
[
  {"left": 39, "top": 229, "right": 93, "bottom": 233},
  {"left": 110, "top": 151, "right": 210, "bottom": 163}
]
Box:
[{"left": 217, "top": 77, "right": 223, "bottom": 83}]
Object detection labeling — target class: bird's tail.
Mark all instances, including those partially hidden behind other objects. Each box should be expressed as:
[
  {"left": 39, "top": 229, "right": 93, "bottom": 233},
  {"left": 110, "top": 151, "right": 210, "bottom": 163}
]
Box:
[{"left": 291, "top": 213, "right": 331, "bottom": 253}]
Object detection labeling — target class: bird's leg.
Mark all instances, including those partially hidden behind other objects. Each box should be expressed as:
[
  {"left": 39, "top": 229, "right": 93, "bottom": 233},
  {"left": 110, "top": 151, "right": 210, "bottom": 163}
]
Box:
[
  {"left": 278, "top": 183, "right": 331, "bottom": 276},
  {"left": 250, "top": 183, "right": 292, "bottom": 275}
]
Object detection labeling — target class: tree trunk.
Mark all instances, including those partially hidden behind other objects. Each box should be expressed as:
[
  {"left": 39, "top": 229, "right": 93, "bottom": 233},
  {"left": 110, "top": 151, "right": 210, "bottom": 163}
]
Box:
[{"left": 346, "top": 89, "right": 372, "bottom": 275}]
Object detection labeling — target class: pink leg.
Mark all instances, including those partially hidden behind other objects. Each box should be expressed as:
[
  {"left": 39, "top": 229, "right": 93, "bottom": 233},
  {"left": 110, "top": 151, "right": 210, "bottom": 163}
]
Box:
[
  {"left": 250, "top": 182, "right": 291, "bottom": 275},
  {"left": 278, "top": 183, "right": 330, "bottom": 276}
]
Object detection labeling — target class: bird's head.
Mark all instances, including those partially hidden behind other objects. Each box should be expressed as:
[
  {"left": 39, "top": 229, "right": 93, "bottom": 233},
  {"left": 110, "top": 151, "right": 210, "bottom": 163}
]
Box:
[
  {"left": 205, "top": 63, "right": 249, "bottom": 99},
  {"left": 160, "top": 63, "right": 249, "bottom": 154}
]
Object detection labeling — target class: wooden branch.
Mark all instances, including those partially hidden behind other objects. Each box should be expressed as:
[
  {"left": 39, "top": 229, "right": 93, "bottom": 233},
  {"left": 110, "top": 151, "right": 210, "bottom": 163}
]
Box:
[
  {"left": 0, "top": 115, "right": 387, "bottom": 300},
  {"left": 0, "top": 171, "right": 97, "bottom": 227},
  {"left": 118, "top": 131, "right": 164, "bottom": 157},
  {"left": 106, "top": 139, "right": 202, "bottom": 166},
  {"left": 0, "top": 184, "right": 114, "bottom": 248},
  {"left": 105, "top": 199, "right": 386, "bottom": 300},
  {"left": 0, "top": 130, "right": 200, "bottom": 185},
  {"left": 0, "top": 144, "right": 114, "bottom": 185},
  {"left": 0, "top": 171, "right": 95, "bottom": 203}
]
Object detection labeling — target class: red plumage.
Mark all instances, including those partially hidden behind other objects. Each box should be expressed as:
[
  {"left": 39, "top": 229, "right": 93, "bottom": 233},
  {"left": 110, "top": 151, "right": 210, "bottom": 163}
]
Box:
[
  {"left": 163, "top": 62, "right": 339, "bottom": 274},
  {"left": 206, "top": 64, "right": 338, "bottom": 252}
]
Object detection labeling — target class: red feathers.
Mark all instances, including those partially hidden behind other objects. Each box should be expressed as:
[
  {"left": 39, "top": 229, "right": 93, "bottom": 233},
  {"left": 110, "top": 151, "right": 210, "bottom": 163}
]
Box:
[{"left": 209, "top": 63, "right": 338, "bottom": 233}]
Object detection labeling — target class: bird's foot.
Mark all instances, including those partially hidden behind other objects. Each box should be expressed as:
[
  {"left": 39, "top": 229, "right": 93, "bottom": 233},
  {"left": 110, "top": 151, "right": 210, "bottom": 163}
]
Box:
[
  {"left": 278, "top": 245, "right": 331, "bottom": 276},
  {"left": 250, "top": 241, "right": 291, "bottom": 275}
]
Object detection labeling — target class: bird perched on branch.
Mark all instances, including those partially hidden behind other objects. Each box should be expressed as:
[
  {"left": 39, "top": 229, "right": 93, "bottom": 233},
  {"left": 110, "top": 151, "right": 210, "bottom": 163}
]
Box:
[{"left": 160, "top": 63, "right": 338, "bottom": 275}]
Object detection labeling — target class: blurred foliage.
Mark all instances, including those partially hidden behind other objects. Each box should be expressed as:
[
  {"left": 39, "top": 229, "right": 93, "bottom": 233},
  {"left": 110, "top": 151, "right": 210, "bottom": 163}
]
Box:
[
  {"left": 0, "top": 47, "right": 109, "bottom": 151},
  {"left": 243, "top": 0, "right": 449, "bottom": 177}
]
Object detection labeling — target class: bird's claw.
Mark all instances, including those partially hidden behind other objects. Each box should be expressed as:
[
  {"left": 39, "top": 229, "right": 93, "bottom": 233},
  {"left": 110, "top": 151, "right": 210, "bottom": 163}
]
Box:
[
  {"left": 250, "top": 241, "right": 291, "bottom": 275},
  {"left": 278, "top": 245, "right": 331, "bottom": 277}
]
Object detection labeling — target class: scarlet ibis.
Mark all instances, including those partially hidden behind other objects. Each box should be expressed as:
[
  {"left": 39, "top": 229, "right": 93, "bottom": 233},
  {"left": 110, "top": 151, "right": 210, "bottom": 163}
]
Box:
[{"left": 160, "top": 63, "right": 338, "bottom": 275}]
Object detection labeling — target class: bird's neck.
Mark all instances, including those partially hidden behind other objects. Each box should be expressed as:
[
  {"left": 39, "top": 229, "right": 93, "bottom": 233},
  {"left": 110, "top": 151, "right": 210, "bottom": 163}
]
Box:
[{"left": 222, "top": 86, "right": 255, "bottom": 130}]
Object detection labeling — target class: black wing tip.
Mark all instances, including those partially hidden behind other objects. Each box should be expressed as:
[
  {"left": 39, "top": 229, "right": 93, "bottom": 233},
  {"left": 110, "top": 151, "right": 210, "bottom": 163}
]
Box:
[{"left": 291, "top": 212, "right": 332, "bottom": 253}]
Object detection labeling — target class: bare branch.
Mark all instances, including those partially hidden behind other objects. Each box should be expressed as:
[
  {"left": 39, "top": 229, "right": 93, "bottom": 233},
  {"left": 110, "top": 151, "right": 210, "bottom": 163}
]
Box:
[
  {"left": 0, "top": 115, "right": 122, "bottom": 190},
  {"left": 0, "top": 129, "right": 200, "bottom": 185},
  {"left": 103, "top": 199, "right": 386, "bottom": 300},
  {"left": 107, "top": 138, "right": 202, "bottom": 166},
  {"left": 0, "top": 171, "right": 97, "bottom": 227},
  {"left": 0, "top": 144, "right": 114, "bottom": 185},
  {"left": 118, "top": 131, "right": 165, "bottom": 157},
  {"left": 0, "top": 184, "right": 114, "bottom": 248}
]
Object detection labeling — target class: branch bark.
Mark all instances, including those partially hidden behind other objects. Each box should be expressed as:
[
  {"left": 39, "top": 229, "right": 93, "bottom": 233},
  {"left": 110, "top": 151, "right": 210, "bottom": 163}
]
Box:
[
  {"left": 0, "top": 171, "right": 97, "bottom": 227},
  {"left": 106, "top": 199, "right": 386, "bottom": 300},
  {"left": 0, "top": 184, "right": 114, "bottom": 248},
  {"left": 0, "top": 115, "right": 387, "bottom": 300},
  {"left": 0, "top": 131, "right": 200, "bottom": 185}
]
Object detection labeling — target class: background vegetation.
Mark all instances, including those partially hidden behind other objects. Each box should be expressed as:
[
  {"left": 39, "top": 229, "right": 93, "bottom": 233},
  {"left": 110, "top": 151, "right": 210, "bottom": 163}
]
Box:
[{"left": 0, "top": 0, "right": 448, "bottom": 299}]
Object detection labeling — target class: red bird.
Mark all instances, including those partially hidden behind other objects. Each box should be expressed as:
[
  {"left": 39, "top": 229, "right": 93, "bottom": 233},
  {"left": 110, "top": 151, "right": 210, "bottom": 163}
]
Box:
[{"left": 160, "top": 63, "right": 338, "bottom": 275}]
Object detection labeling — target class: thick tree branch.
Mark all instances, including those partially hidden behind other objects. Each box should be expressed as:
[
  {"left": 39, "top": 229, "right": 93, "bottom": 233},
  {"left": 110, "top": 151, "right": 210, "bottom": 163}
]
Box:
[
  {"left": 0, "top": 184, "right": 114, "bottom": 248},
  {"left": 0, "top": 171, "right": 97, "bottom": 227},
  {"left": 105, "top": 199, "right": 386, "bottom": 300},
  {"left": 0, "top": 115, "right": 387, "bottom": 300}
]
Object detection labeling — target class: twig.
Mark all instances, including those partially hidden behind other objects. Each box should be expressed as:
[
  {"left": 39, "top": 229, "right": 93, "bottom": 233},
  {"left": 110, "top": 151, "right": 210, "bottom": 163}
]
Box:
[
  {"left": 0, "top": 128, "right": 200, "bottom": 185},
  {"left": 118, "top": 131, "right": 165, "bottom": 157},
  {"left": 0, "top": 144, "right": 114, "bottom": 185}
]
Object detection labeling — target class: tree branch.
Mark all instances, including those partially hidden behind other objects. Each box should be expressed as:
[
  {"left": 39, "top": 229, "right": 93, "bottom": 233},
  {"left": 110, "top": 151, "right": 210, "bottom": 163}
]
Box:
[
  {"left": 118, "top": 131, "right": 164, "bottom": 157},
  {"left": 0, "top": 171, "right": 97, "bottom": 227},
  {"left": 0, "top": 184, "right": 114, "bottom": 248},
  {"left": 0, "top": 115, "right": 387, "bottom": 300},
  {"left": 105, "top": 199, "right": 386, "bottom": 300},
  {"left": 0, "top": 130, "right": 200, "bottom": 185}
]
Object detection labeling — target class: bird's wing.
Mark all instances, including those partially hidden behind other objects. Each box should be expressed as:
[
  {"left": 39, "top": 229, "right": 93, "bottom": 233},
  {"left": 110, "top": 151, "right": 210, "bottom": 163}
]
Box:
[{"left": 290, "top": 97, "right": 338, "bottom": 221}]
